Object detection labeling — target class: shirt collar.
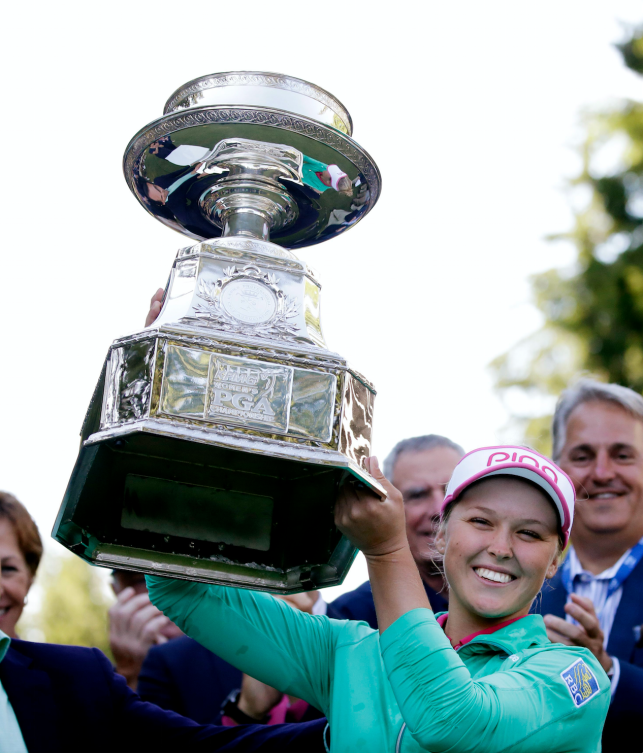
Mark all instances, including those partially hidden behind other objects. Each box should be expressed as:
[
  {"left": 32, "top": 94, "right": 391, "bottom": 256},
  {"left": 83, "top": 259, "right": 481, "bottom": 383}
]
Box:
[
  {"left": 436, "top": 612, "right": 534, "bottom": 650},
  {"left": 567, "top": 540, "right": 640, "bottom": 581},
  {"left": 0, "top": 629, "right": 10, "bottom": 663}
]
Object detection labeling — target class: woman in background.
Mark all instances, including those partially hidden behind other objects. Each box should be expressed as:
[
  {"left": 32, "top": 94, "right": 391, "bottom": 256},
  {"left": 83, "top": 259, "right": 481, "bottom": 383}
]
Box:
[{"left": 0, "top": 492, "right": 42, "bottom": 638}]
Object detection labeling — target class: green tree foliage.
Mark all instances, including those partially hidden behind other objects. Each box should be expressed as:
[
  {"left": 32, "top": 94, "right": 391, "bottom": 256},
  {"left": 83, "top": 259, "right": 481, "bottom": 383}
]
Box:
[
  {"left": 16, "top": 552, "right": 113, "bottom": 657},
  {"left": 492, "top": 27, "right": 643, "bottom": 454}
]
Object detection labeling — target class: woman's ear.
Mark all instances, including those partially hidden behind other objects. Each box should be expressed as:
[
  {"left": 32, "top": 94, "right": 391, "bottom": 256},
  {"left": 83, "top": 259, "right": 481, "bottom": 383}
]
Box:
[{"left": 545, "top": 557, "right": 558, "bottom": 581}]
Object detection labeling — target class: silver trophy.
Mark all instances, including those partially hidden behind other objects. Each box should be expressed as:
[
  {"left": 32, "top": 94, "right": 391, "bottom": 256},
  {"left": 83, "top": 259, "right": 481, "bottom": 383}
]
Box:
[{"left": 53, "top": 72, "right": 383, "bottom": 593}]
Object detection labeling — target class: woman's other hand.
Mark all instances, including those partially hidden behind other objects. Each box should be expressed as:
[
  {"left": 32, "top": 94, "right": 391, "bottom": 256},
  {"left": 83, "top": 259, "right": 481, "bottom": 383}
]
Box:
[
  {"left": 237, "top": 674, "right": 283, "bottom": 721},
  {"left": 334, "top": 457, "right": 408, "bottom": 557},
  {"left": 144, "top": 288, "right": 164, "bottom": 327}
]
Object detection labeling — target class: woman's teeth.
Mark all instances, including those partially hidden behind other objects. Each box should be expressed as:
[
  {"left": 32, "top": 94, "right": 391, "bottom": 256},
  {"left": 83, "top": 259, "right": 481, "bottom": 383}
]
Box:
[{"left": 474, "top": 567, "right": 514, "bottom": 584}]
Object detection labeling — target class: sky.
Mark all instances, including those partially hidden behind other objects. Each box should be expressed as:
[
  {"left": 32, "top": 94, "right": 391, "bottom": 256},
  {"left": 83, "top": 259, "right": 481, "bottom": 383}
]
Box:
[{"left": 1, "top": 1, "right": 642, "bottom": 599}]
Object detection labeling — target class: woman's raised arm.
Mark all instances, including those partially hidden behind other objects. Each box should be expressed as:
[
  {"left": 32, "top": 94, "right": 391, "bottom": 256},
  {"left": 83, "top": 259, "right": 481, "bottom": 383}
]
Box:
[
  {"left": 146, "top": 575, "right": 354, "bottom": 715},
  {"left": 334, "top": 457, "right": 432, "bottom": 632}
]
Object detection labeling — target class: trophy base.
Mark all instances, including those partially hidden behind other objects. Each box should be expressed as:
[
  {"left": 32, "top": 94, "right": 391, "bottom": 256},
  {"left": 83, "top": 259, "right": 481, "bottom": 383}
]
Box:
[{"left": 53, "top": 424, "right": 363, "bottom": 592}]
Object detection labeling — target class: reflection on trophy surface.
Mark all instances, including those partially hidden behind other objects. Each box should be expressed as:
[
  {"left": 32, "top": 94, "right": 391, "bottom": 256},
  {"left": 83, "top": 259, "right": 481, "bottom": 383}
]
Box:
[{"left": 53, "top": 72, "right": 382, "bottom": 593}]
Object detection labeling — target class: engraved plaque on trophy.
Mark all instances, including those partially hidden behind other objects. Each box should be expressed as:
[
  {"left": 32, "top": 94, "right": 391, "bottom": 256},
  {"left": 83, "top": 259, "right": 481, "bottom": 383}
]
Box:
[{"left": 53, "top": 72, "right": 383, "bottom": 593}]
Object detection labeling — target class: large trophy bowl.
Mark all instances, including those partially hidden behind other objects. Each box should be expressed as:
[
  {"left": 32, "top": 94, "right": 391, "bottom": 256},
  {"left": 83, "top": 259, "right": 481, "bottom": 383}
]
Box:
[{"left": 53, "top": 72, "right": 383, "bottom": 593}]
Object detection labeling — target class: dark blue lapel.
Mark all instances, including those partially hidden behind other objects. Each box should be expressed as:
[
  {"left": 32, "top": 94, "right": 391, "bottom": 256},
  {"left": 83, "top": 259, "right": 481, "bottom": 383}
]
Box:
[
  {"left": 533, "top": 569, "right": 568, "bottom": 617},
  {"left": 0, "top": 645, "right": 61, "bottom": 753},
  {"left": 606, "top": 557, "right": 643, "bottom": 662}
]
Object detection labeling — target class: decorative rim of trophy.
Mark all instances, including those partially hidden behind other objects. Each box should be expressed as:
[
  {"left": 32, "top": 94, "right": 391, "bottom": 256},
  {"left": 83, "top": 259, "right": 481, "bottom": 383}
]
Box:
[
  {"left": 163, "top": 71, "right": 354, "bottom": 135},
  {"left": 123, "top": 71, "right": 381, "bottom": 249}
]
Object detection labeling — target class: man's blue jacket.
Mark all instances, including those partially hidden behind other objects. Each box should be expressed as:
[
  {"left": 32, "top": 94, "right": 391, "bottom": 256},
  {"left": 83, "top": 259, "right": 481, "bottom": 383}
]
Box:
[
  {"left": 535, "top": 558, "right": 643, "bottom": 753},
  {"left": 139, "top": 636, "right": 242, "bottom": 723},
  {"left": 0, "top": 638, "right": 326, "bottom": 752}
]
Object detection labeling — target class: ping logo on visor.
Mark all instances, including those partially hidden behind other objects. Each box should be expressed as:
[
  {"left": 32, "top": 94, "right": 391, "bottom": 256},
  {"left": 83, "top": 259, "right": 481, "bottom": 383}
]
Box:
[{"left": 560, "top": 659, "right": 600, "bottom": 707}]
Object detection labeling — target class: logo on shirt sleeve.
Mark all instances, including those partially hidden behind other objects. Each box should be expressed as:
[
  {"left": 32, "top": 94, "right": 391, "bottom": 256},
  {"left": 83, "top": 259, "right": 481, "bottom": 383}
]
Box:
[{"left": 560, "top": 658, "right": 600, "bottom": 707}]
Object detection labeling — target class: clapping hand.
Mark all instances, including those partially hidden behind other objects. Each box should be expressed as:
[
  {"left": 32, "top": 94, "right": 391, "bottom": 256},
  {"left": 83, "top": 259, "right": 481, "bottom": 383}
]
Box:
[
  {"left": 109, "top": 586, "right": 174, "bottom": 690},
  {"left": 544, "top": 594, "right": 613, "bottom": 673}
]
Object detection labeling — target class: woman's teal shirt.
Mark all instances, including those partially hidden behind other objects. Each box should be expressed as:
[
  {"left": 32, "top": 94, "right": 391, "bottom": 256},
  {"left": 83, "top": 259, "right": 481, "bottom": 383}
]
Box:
[{"left": 146, "top": 576, "right": 609, "bottom": 753}]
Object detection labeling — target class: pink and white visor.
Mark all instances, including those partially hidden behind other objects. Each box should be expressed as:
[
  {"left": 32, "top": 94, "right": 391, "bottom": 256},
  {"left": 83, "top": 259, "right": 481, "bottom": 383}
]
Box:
[
  {"left": 327, "top": 164, "right": 348, "bottom": 190},
  {"left": 441, "top": 445, "right": 575, "bottom": 546}
]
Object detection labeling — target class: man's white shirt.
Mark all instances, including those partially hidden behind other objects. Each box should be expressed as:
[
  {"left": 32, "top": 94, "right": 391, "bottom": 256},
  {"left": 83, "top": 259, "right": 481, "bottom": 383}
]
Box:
[{"left": 564, "top": 537, "right": 643, "bottom": 696}]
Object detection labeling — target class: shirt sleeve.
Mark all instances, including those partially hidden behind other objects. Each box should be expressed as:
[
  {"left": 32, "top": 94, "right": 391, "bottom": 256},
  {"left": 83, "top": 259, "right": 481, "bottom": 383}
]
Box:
[
  {"left": 146, "top": 575, "right": 345, "bottom": 715},
  {"left": 380, "top": 609, "right": 610, "bottom": 753}
]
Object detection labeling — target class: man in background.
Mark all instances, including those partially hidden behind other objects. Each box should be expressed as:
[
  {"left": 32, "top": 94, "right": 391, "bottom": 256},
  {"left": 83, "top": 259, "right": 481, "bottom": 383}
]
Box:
[
  {"left": 331, "top": 434, "right": 463, "bottom": 628},
  {"left": 536, "top": 379, "right": 643, "bottom": 753}
]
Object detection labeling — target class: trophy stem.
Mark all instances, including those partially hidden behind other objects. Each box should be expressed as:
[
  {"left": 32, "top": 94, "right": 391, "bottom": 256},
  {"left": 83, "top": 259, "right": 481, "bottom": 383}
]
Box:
[
  {"left": 222, "top": 209, "right": 271, "bottom": 241},
  {"left": 200, "top": 177, "right": 299, "bottom": 243}
]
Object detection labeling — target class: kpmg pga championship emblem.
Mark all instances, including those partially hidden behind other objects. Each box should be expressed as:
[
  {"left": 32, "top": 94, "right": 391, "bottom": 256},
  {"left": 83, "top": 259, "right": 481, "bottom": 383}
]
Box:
[{"left": 54, "top": 72, "right": 383, "bottom": 592}]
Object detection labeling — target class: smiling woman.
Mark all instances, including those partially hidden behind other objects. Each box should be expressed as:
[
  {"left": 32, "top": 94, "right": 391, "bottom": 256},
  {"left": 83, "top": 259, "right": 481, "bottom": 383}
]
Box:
[
  {"left": 147, "top": 444, "right": 612, "bottom": 752},
  {"left": 0, "top": 493, "right": 42, "bottom": 638},
  {"left": 434, "top": 476, "right": 562, "bottom": 643}
]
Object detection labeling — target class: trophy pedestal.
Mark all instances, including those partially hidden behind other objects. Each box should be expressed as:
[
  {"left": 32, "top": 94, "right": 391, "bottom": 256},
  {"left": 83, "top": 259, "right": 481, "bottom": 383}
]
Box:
[
  {"left": 53, "top": 72, "right": 382, "bottom": 593},
  {"left": 56, "top": 432, "right": 364, "bottom": 592}
]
